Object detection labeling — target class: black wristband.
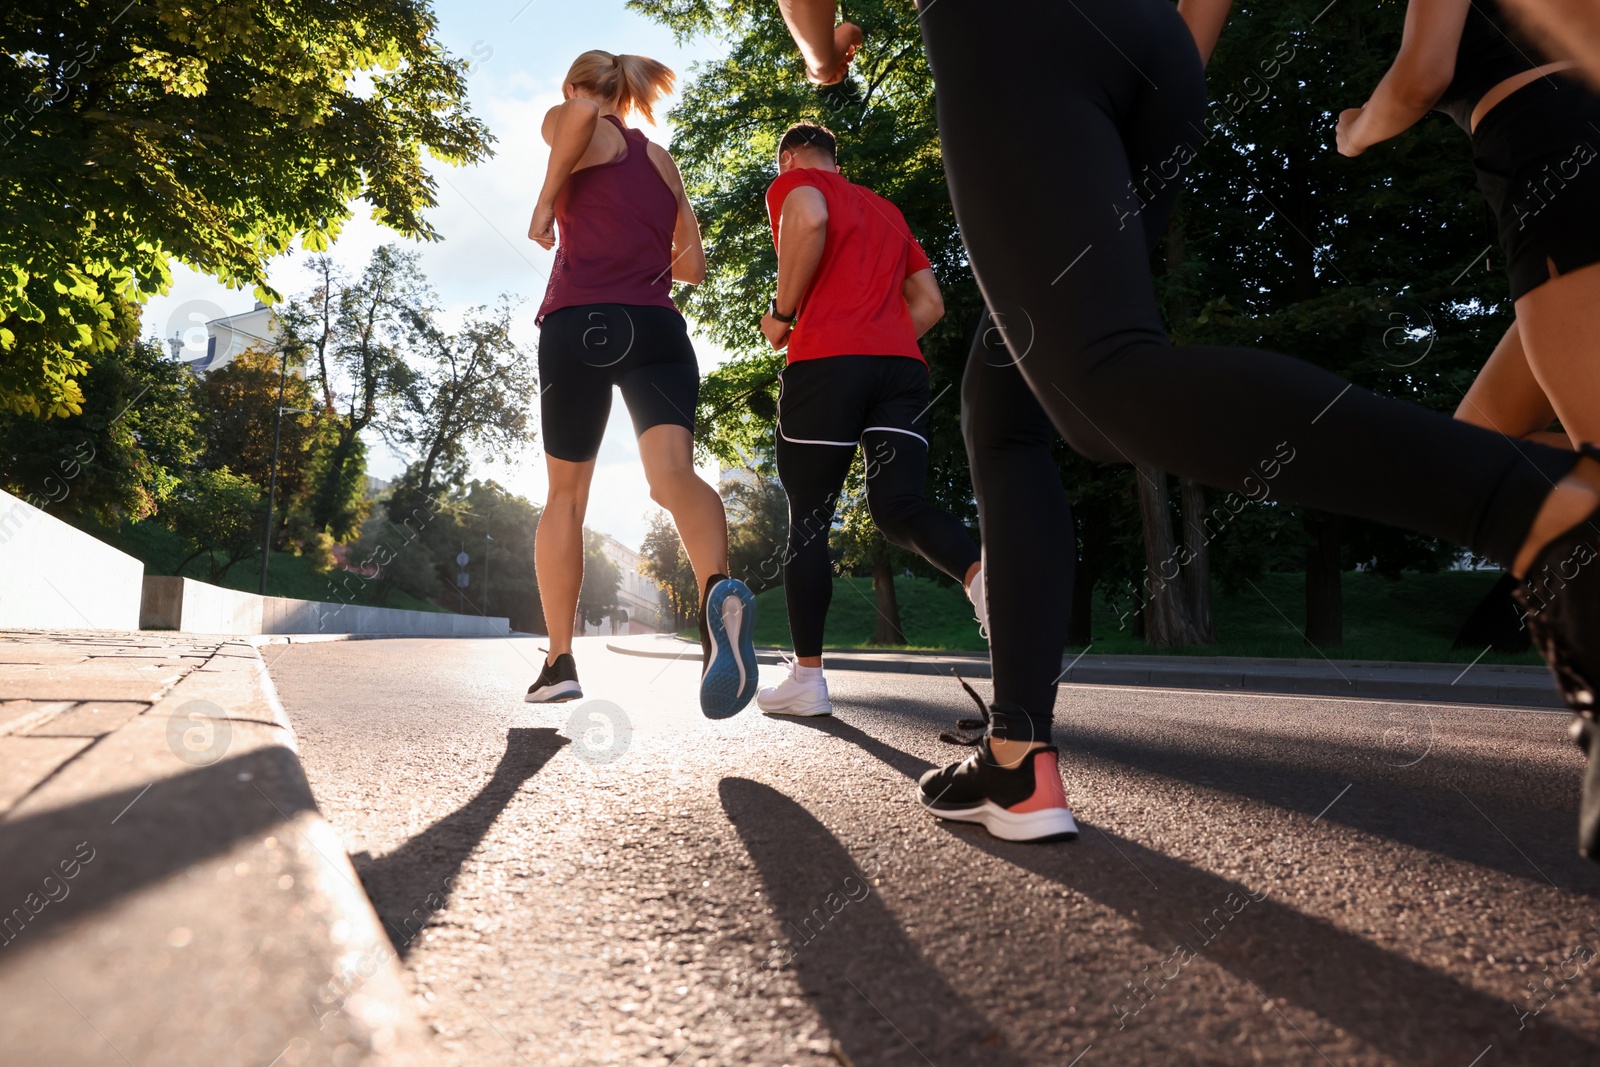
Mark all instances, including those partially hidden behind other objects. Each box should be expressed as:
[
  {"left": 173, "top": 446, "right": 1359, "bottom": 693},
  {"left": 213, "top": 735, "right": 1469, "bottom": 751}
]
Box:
[{"left": 768, "top": 297, "right": 798, "bottom": 324}]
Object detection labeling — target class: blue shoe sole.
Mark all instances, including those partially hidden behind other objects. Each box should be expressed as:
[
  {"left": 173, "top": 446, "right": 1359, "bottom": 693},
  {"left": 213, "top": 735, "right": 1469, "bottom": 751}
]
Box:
[{"left": 701, "top": 578, "right": 758, "bottom": 719}]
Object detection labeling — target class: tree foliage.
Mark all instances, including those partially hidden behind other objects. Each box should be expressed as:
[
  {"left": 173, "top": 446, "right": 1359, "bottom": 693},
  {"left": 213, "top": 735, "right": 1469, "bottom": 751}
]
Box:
[
  {"left": 640, "top": 509, "right": 698, "bottom": 630},
  {"left": 638, "top": 0, "right": 1511, "bottom": 649},
  {"left": 165, "top": 466, "right": 263, "bottom": 582},
  {"left": 385, "top": 299, "right": 537, "bottom": 497},
  {"left": 0, "top": 0, "right": 492, "bottom": 416},
  {"left": 0, "top": 304, "right": 200, "bottom": 524}
]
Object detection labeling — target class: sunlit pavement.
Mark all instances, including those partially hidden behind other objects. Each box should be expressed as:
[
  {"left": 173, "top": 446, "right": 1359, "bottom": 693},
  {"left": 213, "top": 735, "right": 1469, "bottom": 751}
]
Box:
[{"left": 267, "top": 634, "right": 1600, "bottom": 1067}]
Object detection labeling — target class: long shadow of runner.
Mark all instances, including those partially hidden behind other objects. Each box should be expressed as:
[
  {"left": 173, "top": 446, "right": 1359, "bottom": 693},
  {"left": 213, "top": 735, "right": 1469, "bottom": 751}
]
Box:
[
  {"left": 720, "top": 777, "right": 1025, "bottom": 1067},
  {"left": 798, "top": 714, "right": 1600, "bottom": 1066},
  {"left": 355, "top": 726, "right": 568, "bottom": 956},
  {"left": 834, "top": 690, "right": 1599, "bottom": 894}
]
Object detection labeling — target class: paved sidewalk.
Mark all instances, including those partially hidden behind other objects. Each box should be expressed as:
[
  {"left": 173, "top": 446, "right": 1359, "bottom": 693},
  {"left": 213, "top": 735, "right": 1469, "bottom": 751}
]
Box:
[
  {"left": 0, "top": 629, "right": 425, "bottom": 1067},
  {"left": 607, "top": 634, "right": 1563, "bottom": 709}
]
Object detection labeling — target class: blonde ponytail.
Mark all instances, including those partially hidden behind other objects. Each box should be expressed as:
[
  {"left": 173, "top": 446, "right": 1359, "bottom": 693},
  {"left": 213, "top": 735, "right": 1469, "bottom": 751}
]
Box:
[{"left": 563, "top": 50, "right": 676, "bottom": 125}]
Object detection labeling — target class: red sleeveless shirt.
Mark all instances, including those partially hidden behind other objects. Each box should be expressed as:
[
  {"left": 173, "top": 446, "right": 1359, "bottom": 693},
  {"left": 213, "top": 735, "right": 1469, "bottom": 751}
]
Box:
[{"left": 537, "top": 115, "right": 681, "bottom": 324}]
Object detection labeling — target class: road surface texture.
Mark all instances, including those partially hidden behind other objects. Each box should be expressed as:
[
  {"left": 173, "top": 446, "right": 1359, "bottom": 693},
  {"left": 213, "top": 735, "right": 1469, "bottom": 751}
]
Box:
[{"left": 267, "top": 635, "right": 1600, "bottom": 1067}]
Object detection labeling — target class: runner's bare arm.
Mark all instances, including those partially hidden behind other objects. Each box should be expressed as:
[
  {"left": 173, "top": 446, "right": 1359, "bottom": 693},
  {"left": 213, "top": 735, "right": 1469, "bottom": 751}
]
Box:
[
  {"left": 777, "top": 0, "right": 861, "bottom": 85},
  {"left": 903, "top": 269, "right": 943, "bottom": 339},
  {"left": 761, "top": 186, "right": 829, "bottom": 349},
  {"left": 649, "top": 145, "right": 707, "bottom": 284},
  {"left": 1176, "top": 0, "right": 1233, "bottom": 66},
  {"left": 530, "top": 99, "right": 601, "bottom": 248},
  {"left": 1336, "top": 0, "right": 1468, "bottom": 157}
]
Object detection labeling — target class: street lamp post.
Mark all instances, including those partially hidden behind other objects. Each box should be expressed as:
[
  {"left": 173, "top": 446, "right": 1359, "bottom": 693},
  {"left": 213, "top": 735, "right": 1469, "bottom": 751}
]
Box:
[{"left": 258, "top": 345, "right": 308, "bottom": 596}]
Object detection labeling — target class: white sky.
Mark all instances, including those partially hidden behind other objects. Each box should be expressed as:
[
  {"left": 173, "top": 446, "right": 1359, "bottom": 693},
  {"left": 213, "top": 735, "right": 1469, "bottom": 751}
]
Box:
[{"left": 140, "top": 1, "right": 734, "bottom": 551}]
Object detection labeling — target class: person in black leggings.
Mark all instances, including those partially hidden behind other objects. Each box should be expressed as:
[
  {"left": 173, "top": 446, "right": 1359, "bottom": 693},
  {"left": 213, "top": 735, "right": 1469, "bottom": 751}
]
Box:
[
  {"left": 776, "top": 0, "right": 1600, "bottom": 855},
  {"left": 754, "top": 123, "right": 984, "bottom": 718}
]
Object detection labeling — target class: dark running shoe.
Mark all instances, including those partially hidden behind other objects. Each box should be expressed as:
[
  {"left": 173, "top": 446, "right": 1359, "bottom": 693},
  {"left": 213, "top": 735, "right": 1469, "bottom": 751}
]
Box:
[
  {"left": 917, "top": 738, "right": 1079, "bottom": 842},
  {"left": 1514, "top": 452, "right": 1600, "bottom": 859},
  {"left": 525, "top": 652, "right": 582, "bottom": 703},
  {"left": 915, "top": 675, "right": 1077, "bottom": 842},
  {"left": 701, "top": 577, "right": 758, "bottom": 719}
]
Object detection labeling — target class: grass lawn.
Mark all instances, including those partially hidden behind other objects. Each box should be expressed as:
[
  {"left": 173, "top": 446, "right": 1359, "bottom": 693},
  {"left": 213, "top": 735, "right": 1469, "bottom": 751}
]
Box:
[
  {"left": 690, "top": 571, "right": 1538, "bottom": 665},
  {"left": 80, "top": 519, "right": 446, "bottom": 614}
]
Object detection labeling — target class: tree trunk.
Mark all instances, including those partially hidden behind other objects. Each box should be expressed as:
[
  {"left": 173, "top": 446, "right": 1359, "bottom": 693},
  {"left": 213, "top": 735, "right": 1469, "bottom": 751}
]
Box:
[
  {"left": 1179, "top": 478, "right": 1215, "bottom": 642},
  {"left": 870, "top": 545, "right": 907, "bottom": 646},
  {"left": 1069, "top": 555, "right": 1094, "bottom": 647},
  {"left": 1136, "top": 464, "right": 1204, "bottom": 647},
  {"left": 1304, "top": 510, "right": 1344, "bottom": 647}
]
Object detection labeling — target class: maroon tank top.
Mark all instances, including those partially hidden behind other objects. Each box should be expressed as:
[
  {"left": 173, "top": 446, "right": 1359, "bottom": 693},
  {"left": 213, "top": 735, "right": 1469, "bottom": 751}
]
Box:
[{"left": 537, "top": 115, "right": 680, "bottom": 324}]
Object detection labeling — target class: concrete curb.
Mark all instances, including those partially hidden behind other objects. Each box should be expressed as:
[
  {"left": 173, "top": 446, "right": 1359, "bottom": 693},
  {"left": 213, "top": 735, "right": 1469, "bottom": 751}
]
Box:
[
  {"left": 0, "top": 634, "right": 428, "bottom": 1065},
  {"left": 605, "top": 637, "right": 1563, "bottom": 711}
]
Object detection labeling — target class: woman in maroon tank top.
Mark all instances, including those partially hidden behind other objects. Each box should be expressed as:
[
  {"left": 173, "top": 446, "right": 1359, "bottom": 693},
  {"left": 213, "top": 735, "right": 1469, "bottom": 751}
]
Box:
[{"left": 522, "top": 50, "right": 760, "bottom": 719}]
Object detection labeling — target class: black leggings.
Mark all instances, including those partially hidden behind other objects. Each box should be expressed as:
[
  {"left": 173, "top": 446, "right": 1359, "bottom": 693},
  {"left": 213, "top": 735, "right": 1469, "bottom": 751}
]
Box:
[
  {"left": 774, "top": 357, "right": 981, "bottom": 658},
  {"left": 923, "top": 0, "right": 1580, "bottom": 737}
]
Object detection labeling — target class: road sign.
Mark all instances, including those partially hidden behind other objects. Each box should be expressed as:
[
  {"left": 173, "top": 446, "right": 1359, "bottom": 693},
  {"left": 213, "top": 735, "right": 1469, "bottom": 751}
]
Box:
[
  {"left": 456, "top": 571, "right": 470, "bottom": 588},
  {"left": 456, "top": 551, "right": 470, "bottom": 567}
]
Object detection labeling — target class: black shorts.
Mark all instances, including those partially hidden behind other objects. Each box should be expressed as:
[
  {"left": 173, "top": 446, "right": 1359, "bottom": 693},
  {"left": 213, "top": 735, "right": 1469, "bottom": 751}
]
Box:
[
  {"left": 537, "top": 303, "right": 699, "bottom": 463},
  {"left": 776, "top": 355, "right": 933, "bottom": 448},
  {"left": 1471, "top": 74, "right": 1600, "bottom": 300}
]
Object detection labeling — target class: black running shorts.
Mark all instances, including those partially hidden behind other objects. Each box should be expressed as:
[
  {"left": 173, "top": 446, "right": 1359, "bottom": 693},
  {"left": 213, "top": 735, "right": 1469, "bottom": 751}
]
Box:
[
  {"left": 776, "top": 355, "right": 933, "bottom": 448},
  {"left": 1472, "top": 74, "right": 1600, "bottom": 300},
  {"left": 537, "top": 303, "right": 700, "bottom": 463}
]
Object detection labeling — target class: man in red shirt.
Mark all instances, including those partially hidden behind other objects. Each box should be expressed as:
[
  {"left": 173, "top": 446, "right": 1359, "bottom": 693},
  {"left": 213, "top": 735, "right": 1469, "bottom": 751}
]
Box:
[{"left": 755, "top": 122, "right": 985, "bottom": 718}]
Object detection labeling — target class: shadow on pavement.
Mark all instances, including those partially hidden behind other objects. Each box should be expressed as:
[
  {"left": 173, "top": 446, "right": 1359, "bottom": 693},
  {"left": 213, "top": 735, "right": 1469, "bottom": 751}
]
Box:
[
  {"left": 782, "top": 714, "right": 936, "bottom": 780},
  {"left": 958, "top": 824, "right": 1600, "bottom": 1067},
  {"left": 791, "top": 710, "right": 1600, "bottom": 1065},
  {"left": 832, "top": 689, "right": 1599, "bottom": 895},
  {"left": 0, "top": 747, "right": 317, "bottom": 960},
  {"left": 1054, "top": 717, "right": 1600, "bottom": 896},
  {"left": 719, "top": 777, "right": 1025, "bottom": 1067},
  {"left": 355, "top": 726, "right": 568, "bottom": 956}
]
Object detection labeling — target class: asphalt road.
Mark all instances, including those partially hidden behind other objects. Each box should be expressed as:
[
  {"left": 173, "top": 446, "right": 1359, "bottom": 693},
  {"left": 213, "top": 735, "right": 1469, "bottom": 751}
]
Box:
[{"left": 266, "top": 635, "right": 1600, "bottom": 1067}]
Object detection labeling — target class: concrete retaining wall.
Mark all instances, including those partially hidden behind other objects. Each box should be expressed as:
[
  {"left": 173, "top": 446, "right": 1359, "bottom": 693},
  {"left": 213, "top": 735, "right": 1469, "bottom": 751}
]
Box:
[
  {"left": 141, "top": 576, "right": 510, "bottom": 636},
  {"left": 0, "top": 489, "right": 145, "bottom": 630}
]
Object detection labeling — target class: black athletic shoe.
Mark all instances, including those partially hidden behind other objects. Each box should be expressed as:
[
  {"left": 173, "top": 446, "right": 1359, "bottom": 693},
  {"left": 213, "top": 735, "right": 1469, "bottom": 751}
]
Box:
[
  {"left": 914, "top": 677, "right": 1077, "bottom": 842},
  {"left": 525, "top": 652, "right": 582, "bottom": 703},
  {"left": 1514, "top": 450, "right": 1600, "bottom": 859},
  {"left": 917, "top": 737, "right": 1079, "bottom": 842}
]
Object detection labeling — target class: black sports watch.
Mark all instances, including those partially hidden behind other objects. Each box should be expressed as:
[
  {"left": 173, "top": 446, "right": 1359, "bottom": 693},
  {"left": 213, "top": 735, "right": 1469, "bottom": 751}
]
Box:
[{"left": 767, "top": 297, "right": 798, "bottom": 324}]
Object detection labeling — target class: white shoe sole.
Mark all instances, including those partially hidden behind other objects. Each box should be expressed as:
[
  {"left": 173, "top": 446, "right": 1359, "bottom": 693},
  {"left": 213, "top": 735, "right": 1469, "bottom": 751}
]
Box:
[
  {"left": 915, "top": 791, "right": 1079, "bottom": 842},
  {"left": 759, "top": 700, "right": 833, "bottom": 717},
  {"left": 525, "top": 681, "right": 582, "bottom": 703}
]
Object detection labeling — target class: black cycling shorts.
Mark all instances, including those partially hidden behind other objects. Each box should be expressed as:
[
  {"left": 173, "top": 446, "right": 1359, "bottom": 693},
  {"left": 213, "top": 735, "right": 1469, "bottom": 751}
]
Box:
[
  {"left": 537, "top": 303, "right": 700, "bottom": 463},
  {"left": 1472, "top": 74, "right": 1600, "bottom": 300},
  {"left": 776, "top": 355, "right": 933, "bottom": 448}
]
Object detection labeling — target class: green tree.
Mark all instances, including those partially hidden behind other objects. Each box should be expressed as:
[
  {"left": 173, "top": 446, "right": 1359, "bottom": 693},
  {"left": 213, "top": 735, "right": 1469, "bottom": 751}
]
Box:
[
  {"left": 1169, "top": 1, "right": 1505, "bottom": 644},
  {"left": 459, "top": 480, "right": 545, "bottom": 634},
  {"left": 164, "top": 466, "right": 264, "bottom": 582},
  {"left": 0, "top": 307, "right": 201, "bottom": 525},
  {"left": 194, "top": 346, "right": 331, "bottom": 556},
  {"left": 1, "top": 0, "right": 492, "bottom": 417},
  {"left": 723, "top": 464, "right": 790, "bottom": 593},
  {"left": 279, "top": 246, "right": 426, "bottom": 540},
  {"left": 386, "top": 299, "right": 538, "bottom": 498},
  {"left": 580, "top": 530, "right": 623, "bottom": 629},
  {"left": 640, "top": 509, "right": 698, "bottom": 631}
]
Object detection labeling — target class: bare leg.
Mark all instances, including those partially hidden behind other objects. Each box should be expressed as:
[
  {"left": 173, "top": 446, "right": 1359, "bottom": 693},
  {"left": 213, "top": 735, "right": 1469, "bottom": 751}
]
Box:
[
  {"left": 637, "top": 424, "right": 729, "bottom": 595},
  {"left": 1516, "top": 259, "right": 1600, "bottom": 447},
  {"left": 1456, "top": 320, "right": 1574, "bottom": 448},
  {"left": 1510, "top": 262, "right": 1600, "bottom": 574},
  {"left": 535, "top": 455, "right": 596, "bottom": 663}
]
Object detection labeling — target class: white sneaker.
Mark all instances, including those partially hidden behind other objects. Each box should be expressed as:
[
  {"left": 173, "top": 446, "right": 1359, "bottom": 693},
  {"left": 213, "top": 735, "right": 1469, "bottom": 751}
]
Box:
[
  {"left": 756, "top": 658, "right": 833, "bottom": 717},
  {"left": 967, "top": 565, "right": 989, "bottom": 641}
]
